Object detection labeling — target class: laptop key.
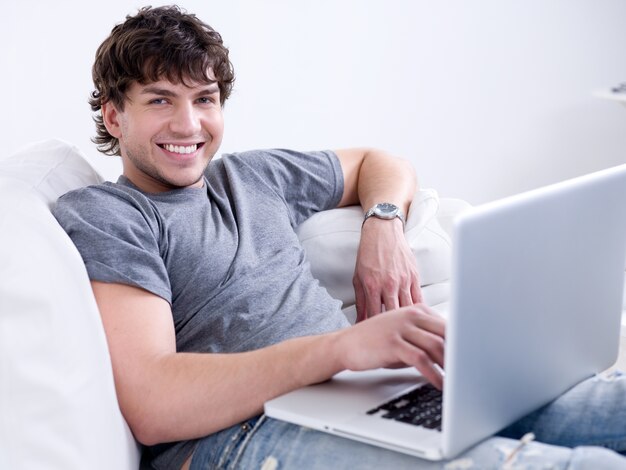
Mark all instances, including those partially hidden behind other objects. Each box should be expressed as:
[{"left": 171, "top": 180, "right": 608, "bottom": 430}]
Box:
[{"left": 367, "top": 383, "right": 443, "bottom": 430}]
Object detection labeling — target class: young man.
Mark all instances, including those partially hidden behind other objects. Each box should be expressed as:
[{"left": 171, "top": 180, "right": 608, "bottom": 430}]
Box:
[{"left": 53, "top": 6, "right": 626, "bottom": 469}]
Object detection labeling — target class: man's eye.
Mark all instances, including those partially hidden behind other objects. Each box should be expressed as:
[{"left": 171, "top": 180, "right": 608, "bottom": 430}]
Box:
[
  {"left": 198, "top": 97, "right": 216, "bottom": 105},
  {"left": 150, "top": 98, "right": 168, "bottom": 105}
]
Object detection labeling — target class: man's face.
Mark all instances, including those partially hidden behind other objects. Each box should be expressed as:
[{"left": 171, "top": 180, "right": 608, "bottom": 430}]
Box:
[{"left": 102, "top": 75, "right": 224, "bottom": 193}]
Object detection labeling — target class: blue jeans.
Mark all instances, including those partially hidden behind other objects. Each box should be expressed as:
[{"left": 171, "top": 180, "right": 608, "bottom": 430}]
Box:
[{"left": 190, "top": 371, "right": 626, "bottom": 469}]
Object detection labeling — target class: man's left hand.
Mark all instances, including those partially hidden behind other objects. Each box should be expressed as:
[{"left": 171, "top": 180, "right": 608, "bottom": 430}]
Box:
[{"left": 353, "top": 217, "right": 423, "bottom": 322}]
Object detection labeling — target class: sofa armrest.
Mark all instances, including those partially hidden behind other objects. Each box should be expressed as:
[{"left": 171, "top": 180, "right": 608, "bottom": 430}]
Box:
[{"left": 436, "top": 198, "right": 473, "bottom": 239}]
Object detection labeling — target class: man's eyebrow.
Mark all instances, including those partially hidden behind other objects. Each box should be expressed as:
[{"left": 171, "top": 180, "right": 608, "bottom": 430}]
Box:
[
  {"left": 140, "top": 83, "right": 220, "bottom": 97},
  {"left": 141, "top": 86, "right": 177, "bottom": 97},
  {"left": 196, "top": 83, "right": 220, "bottom": 95}
]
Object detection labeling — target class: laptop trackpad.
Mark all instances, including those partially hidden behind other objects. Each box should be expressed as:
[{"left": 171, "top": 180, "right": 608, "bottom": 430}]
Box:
[{"left": 336, "top": 414, "right": 442, "bottom": 459}]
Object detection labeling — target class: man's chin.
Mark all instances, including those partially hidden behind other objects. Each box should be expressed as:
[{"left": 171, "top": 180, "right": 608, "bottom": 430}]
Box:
[
  {"left": 140, "top": 170, "right": 206, "bottom": 192},
  {"left": 166, "top": 174, "right": 205, "bottom": 190}
]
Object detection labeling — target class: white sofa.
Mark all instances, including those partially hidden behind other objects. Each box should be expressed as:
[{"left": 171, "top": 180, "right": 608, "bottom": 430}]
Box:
[{"left": 3, "top": 139, "right": 622, "bottom": 468}]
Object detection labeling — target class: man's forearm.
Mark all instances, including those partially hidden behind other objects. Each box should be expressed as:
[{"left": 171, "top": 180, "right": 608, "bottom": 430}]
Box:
[
  {"left": 124, "top": 333, "right": 344, "bottom": 445},
  {"left": 336, "top": 148, "right": 417, "bottom": 214},
  {"left": 357, "top": 149, "right": 417, "bottom": 216}
]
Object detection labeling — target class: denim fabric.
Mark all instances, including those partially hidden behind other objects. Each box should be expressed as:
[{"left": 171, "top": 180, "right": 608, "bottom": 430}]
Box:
[
  {"left": 190, "top": 372, "right": 626, "bottom": 469},
  {"left": 500, "top": 371, "right": 626, "bottom": 454},
  {"left": 190, "top": 416, "right": 262, "bottom": 469}
]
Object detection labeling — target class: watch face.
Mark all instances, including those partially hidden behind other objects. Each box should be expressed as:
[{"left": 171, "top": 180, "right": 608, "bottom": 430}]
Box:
[{"left": 373, "top": 203, "right": 399, "bottom": 219}]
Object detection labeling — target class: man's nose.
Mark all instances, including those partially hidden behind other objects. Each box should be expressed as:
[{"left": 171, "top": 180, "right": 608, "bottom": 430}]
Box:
[{"left": 170, "top": 102, "right": 202, "bottom": 135}]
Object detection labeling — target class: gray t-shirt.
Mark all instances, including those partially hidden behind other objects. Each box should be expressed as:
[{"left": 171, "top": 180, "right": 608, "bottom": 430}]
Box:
[{"left": 53, "top": 148, "right": 350, "bottom": 469}]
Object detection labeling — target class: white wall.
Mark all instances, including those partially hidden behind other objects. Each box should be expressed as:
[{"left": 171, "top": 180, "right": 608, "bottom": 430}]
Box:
[{"left": 4, "top": 0, "right": 626, "bottom": 204}]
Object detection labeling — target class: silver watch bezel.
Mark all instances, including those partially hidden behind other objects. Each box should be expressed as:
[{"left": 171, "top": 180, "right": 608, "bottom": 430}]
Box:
[
  {"left": 373, "top": 202, "right": 400, "bottom": 219},
  {"left": 363, "top": 202, "right": 406, "bottom": 225}
]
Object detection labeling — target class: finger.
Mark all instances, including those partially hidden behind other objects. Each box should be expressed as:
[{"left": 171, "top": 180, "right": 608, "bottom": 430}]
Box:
[
  {"left": 383, "top": 292, "right": 400, "bottom": 312},
  {"left": 411, "top": 282, "right": 424, "bottom": 305},
  {"left": 354, "top": 279, "right": 367, "bottom": 323},
  {"left": 423, "top": 305, "right": 445, "bottom": 321},
  {"left": 405, "top": 306, "right": 446, "bottom": 338},
  {"left": 399, "top": 287, "right": 414, "bottom": 307},
  {"left": 404, "top": 325, "right": 445, "bottom": 367},
  {"left": 366, "top": 291, "right": 383, "bottom": 318},
  {"left": 422, "top": 363, "right": 445, "bottom": 391},
  {"left": 398, "top": 342, "right": 444, "bottom": 390}
]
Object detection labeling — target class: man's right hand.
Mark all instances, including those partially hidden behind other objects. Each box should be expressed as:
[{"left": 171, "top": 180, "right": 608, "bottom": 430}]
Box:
[{"left": 332, "top": 304, "right": 446, "bottom": 389}]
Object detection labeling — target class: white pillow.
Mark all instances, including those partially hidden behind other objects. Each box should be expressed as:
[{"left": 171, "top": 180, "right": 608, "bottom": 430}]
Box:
[
  {"left": 297, "top": 189, "right": 453, "bottom": 322},
  {"left": 0, "top": 139, "right": 104, "bottom": 207},
  {"left": 0, "top": 141, "right": 140, "bottom": 469}
]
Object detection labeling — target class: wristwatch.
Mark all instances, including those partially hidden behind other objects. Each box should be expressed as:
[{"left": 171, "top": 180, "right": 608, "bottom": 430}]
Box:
[{"left": 363, "top": 202, "right": 405, "bottom": 226}]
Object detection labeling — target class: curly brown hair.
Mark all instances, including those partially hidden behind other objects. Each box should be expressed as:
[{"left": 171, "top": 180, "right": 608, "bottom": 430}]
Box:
[{"left": 89, "top": 5, "right": 235, "bottom": 156}]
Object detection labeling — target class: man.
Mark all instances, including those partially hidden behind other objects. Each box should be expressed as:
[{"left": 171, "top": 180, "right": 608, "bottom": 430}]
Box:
[{"left": 53, "top": 6, "right": 626, "bottom": 469}]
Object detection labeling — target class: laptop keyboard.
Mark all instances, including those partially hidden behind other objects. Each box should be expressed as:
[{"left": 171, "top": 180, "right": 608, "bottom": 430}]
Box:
[{"left": 366, "top": 383, "right": 443, "bottom": 431}]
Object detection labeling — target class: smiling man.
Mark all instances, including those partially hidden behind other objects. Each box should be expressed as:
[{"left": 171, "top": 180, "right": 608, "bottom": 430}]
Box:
[{"left": 52, "top": 5, "right": 626, "bottom": 470}]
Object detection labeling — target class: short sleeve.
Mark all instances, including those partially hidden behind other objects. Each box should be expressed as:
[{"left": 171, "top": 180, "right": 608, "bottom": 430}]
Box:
[
  {"left": 216, "top": 149, "right": 344, "bottom": 227},
  {"left": 52, "top": 184, "right": 172, "bottom": 303}
]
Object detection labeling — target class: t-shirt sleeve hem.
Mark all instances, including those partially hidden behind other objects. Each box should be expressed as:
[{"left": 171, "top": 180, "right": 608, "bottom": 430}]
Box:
[
  {"left": 85, "top": 260, "right": 173, "bottom": 305},
  {"left": 324, "top": 149, "right": 345, "bottom": 210}
]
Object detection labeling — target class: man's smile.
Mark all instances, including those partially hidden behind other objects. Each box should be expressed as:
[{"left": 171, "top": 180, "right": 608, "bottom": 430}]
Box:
[{"left": 158, "top": 142, "right": 205, "bottom": 155}]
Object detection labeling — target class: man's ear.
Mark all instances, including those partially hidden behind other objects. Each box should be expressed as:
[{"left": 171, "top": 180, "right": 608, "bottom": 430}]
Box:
[{"left": 101, "top": 102, "right": 123, "bottom": 138}]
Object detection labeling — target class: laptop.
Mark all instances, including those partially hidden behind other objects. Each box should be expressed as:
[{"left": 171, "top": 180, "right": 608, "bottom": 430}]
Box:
[{"left": 265, "top": 164, "right": 626, "bottom": 460}]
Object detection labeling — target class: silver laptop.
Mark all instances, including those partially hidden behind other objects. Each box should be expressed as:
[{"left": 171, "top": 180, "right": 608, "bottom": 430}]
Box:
[{"left": 265, "top": 164, "right": 626, "bottom": 460}]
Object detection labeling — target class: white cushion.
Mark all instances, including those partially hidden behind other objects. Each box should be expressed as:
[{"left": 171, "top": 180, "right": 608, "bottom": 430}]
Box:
[
  {"left": 0, "top": 140, "right": 140, "bottom": 469},
  {"left": 297, "top": 189, "right": 454, "bottom": 323},
  {"left": 0, "top": 139, "right": 104, "bottom": 207}
]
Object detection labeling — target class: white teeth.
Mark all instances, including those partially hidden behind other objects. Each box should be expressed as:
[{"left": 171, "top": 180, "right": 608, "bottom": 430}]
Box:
[{"left": 163, "top": 143, "right": 198, "bottom": 154}]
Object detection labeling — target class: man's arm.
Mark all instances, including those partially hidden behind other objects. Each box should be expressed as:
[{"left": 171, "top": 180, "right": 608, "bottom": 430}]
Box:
[
  {"left": 93, "top": 281, "right": 444, "bottom": 446},
  {"left": 334, "top": 148, "right": 423, "bottom": 321}
]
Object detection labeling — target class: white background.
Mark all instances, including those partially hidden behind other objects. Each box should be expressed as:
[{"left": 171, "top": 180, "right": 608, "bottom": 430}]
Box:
[{"left": 3, "top": 0, "right": 626, "bottom": 204}]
